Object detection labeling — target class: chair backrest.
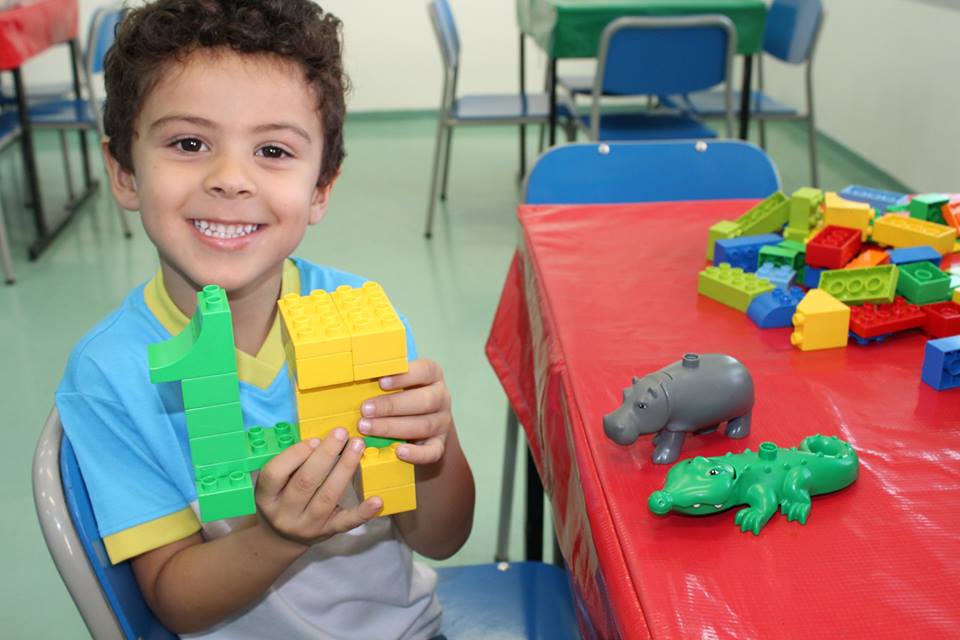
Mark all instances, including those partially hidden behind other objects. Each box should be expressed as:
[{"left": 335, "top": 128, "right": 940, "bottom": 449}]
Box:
[
  {"left": 427, "top": 0, "right": 460, "bottom": 70},
  {"left": 84, "top": 3, "right": 126, "bottom": 133},
  {"left": 763, "top": 0, "right": 824, "bottom": 64},
  {"left": 523, "top": 141, "right": 781, "bottom": 204},
  {"left": 32, "top": 408, "right": 177, "bottom": 640}
]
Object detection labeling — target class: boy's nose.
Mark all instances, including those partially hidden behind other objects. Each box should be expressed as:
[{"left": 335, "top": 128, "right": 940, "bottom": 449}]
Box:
[{"left": 203, "top": 155, "right": 256, "bottom": 198}]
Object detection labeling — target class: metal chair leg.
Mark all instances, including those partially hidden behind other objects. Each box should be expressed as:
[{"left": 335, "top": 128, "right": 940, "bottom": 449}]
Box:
[
  {"left": 807, "top": 115, "right": 819, "bottom": 188},
  {"left": 439, "top": 126, "right": 454, "bottom": 201},
  {"left": 0, "top": 196, "right": 15, "bottom": 284},
  {"left": 495, "top": 405, "right": 519, "bottom": 562},
  {"left": 58, "top": 131, "right": 76, "bottom": 203},
  {"left": 758, "top": 119, "right": 767, "bottom": 150},
  {"left": 424, "top": 119, "right": 448, "bottom": 239}
]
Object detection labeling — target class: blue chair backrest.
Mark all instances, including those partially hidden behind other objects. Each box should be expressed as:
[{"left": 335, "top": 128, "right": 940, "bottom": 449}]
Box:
[
  {"left": 524, "top": 141, "right": 781, "bottom": 204},
  {"left": 763, "top": 0, "right": 823, "bottom": 64},
  {"left": 430, "top": 0, "right": 460, "bottom": 67},
  {"left": 61, "top": 435, "right": 177, "bottom": 640},
  {"left": 87, "top": 4, "right": 125, "bottom": 74},
  {"left": 599, "top": 16, "right": 735, "bottom": 95}
]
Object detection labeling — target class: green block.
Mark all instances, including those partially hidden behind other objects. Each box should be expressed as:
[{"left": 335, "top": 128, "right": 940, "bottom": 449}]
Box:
[
  {"left": 182, "top": 373, "right": 240, "bottom": 410},
  {"left": 758, "top": 245, "right": 795, "bottom": 269},
  {"left": 735, "top": 192, "right": 789, "bottom": 236},
  {"left": 698, "top": 263, "right": 775, "bottom": 312},
  {"left": 819, "top": 265, "right": 899, "bottom": 305},
  {"left": 707, "top": 220, "right": 741, "bottom": 261},
  {"left": 246, "top": 423, "right": 301, "bottom": 471},
  {"left": 896, "top": 262, "right": 952, "bottom": 304},
  {"left": 148, "top": 285, "right": 237, "bottom": 382},
  {"left": 363, "top": 435, "right": 401, "bottom": 448},
  {"left": 185, "top": 401, "right": 244, "bottom": 438},
  {"left": 190, "top": 430, "right": 250, "bottom": 466},
  {"left": 777, "top": 239, "right": 805, "bottom": 269},
  {"left": 196, "top": 470, "right": 255, "bottom": 521},
  {"left": 886, "top": 203, "right": 909, "bottom": 213},
  {"left": 908, "top": 193, "right": 948, "bottom": 225}
]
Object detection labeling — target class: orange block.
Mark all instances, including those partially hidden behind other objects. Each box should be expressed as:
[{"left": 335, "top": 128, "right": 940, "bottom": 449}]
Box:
[
  {"left": 942, "top": 202, "right": 960, "bottom": 232},
  {"left": 844, "top": 248, "right": 890, "bottom": 269}
]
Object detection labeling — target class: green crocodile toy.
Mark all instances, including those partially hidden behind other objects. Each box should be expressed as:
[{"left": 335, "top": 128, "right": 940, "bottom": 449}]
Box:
[{"left": 648, "top": 435, "right": 858, "bottom": 535}]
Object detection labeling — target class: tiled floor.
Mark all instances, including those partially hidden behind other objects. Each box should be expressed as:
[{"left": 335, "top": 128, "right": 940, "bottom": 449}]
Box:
[{"left": 0, "top": 116, "right": 909, "bottom": 637}]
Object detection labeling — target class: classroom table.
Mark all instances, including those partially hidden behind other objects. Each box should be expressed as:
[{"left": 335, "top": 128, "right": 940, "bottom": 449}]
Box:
[
  {"left": 485, "top": 200, "right": 960, "bottom": 639},
  {"left": 0, "top": 0, "right": 96, "bottom": 259},
  {"left": 516, "top": 0, "right": 768, "bottom": 143}
]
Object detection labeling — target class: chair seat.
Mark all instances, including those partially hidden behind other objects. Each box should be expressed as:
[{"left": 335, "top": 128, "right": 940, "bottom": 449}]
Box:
[
  {"left": 436, "top": 562, "right": 578, "bottom": 639},
  {"left": 0, "top": 81, "right": 76, "bottom": 106},
  {"left": 663, "top": 90, "right": 799, "bottom": 117},
  {"left": 27, "top": 98, "right": 98, "bottom": 127},
  {"left": 0, "top": 110, "right": 21, "bottom": 147},
  {"left": 558, "top": 73, "right": 630, "bottom": 97},
  {"left": 581, "top": 112, "right": 719, "bottom": 141},
  {"left": 452, "top": 93, "right": 570, "bottom": 123}
]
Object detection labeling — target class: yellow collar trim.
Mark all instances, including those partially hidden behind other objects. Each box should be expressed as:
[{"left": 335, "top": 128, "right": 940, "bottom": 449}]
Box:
[{"left": 143, "top": 260, "right": 300, "bottom": 390}]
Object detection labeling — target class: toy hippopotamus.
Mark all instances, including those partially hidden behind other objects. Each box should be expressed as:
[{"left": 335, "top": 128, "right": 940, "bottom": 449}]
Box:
[{"left": 603, "top": 353, "right": 754, "bottom": 464}]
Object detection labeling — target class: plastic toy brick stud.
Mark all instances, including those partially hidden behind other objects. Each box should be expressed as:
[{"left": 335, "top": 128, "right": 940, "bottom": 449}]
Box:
[
  {"left": 357, "top": 444, "right": 417, "bottom": 516},
  {"left": 278, "top": 290, "right": 354, "bottom": 389},
  {"left": 920, "top": 301, "right": 960, "bottom": 338},
  {"left": 791, "top": 289, "right": 851, "bottom": 351},
  {"left": 755, "top": 263, "right": 795, "bottom": 290},
  {"left": 747, "top": 286, "right": 805, "bottom": 329},
  {"left": 648, "top": 436, "right": 859, "bottom": 535},
  {"left": 757, "top": 245, "right": 795, "bottom": 270},
  {"left": 698, "top": 263, "right": 775, "bottom": 312},
  {"left": 849, "top": 297, "right": 925, "bottom": 339},
  {"left": 921, "top": 336, "right": 960, "bottom": 390},
  {"left": 331, "top": 282, "right": 408, "bottom": 367},
  {"left": 713, "top": 233, "right": 782, "bottom": 272},
  {"left": 806, "top": 225, "right": 862, "bottom": 269},
  {"left": 844, "top": 248, "right": 890, "bottom": 270},
  {"left": 195, "top": 471, "right": 255, "bottom": 522},
  {"left": 819, "top": 265, "right": 898, "bottom": 305},
  {"left": 871, "top": 214, "right": 957, "bottom": 255},
  {"left": 908, "top": 193, "right": 949, "bottom": 225},
  {"left": 896, "top": 262, "right": 952, "bottom": 305}
]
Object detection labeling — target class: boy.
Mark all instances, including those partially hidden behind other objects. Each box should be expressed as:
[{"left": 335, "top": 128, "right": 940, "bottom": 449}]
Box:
[{"left": 55, "top": 1, "right": 475, "bottom": 637}]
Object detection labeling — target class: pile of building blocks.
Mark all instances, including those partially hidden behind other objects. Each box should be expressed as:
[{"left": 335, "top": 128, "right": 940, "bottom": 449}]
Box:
[
  {"left": 278, "top": 283, "right": 416, "bottom": 515},
  {"left": 148, "top": 285, "right": 301, "bottom": 522},
  {"left": 698, "top": 186, "right": 960, "bottom": 391}
]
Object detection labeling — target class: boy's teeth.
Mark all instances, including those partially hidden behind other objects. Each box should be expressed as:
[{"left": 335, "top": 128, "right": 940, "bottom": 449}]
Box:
[{"left": 193, "top": 220, "right": 259, "bottom": 239}]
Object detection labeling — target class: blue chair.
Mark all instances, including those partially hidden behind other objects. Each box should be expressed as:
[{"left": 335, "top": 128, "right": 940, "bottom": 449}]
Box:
[
  {"left": 28, "top": 3, "right": 133, "bottom": 238},
  {"left": 0, "top": 110, "right": 19, "bottom": 284},
  {"left": 573, "top": 15, "right": 736, "bottom": 143},
  {"left": 665, "top": 0, "right": 825, "bottom": 186},
  {"left": 34, "top": 409, "right": 580, "bottom": 639},
  {"left": 424, "top": 0, "right": 572, "bottom": 239},
  {"left": 496, "top": 140, "right": 780, "bottom": 561}
]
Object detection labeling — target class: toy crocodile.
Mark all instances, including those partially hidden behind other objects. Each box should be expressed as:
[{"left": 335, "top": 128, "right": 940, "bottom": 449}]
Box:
[{"left": 648, "top": 435, "right": 858, "bottom": 535}]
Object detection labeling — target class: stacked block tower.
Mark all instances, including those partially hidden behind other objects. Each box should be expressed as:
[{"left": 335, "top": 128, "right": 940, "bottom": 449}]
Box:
[
  {"left": 278, "top": 282, "right": 417, "bottom": 515},
  {"left": 148, "top": 285, "right": 301, "bottom": 522}
]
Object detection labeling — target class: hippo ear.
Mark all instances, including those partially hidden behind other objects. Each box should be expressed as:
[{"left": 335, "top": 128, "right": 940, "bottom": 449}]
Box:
[
  {"left": 632, "top": 376, "right": 640, "bottom": 384},
  {"left": 646, "top": 386, "right": 659, "bottom": 400}
]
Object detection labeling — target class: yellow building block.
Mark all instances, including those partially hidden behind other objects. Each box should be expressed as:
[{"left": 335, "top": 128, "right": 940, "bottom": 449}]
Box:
[
  {"left": 354, "top": 357, "right": 409, "bottom": 381},
  {"left": 791, "top": 289, "right": 850, "bottom": 351},
  {"left": 954, "top": 289, "right": 960, "bottom": 304},
  {"left": 331, "top": 283, "right": 407, "bottom": 365},
  {"left": 300, "top": 411, "right": 362, "bottom": 440},
  {"left": 295, "top": 379, "right": 385, "bottom": 419},
  {"left": 357, "top": 444, "right": 416, "bottom": 516},
  {"left": 287, "top": 351, "right": 355, "bottom": 390},
  {"left": 278, "top": 291, "right": 352, "bottom": 360},
  {"left": 871, "top": 214, "right": 957, "bottom": 255},
  {"left": 823, "top": 192, "right": 875, "bottom": 241}
]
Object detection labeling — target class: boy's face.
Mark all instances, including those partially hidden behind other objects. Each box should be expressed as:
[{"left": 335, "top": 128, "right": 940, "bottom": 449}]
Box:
[{"left": 105, "top": 48, "right": 331, "bottom": 296}]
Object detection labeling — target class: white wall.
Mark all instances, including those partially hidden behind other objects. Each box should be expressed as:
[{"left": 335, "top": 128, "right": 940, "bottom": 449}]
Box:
[{"left": 20, "top": 1, "right": 957, "bottom": 190}]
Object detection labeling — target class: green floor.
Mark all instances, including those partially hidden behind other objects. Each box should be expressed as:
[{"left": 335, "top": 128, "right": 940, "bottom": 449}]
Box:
[{"left": 0, "top": 115, "right": 908, "bottom": 637}]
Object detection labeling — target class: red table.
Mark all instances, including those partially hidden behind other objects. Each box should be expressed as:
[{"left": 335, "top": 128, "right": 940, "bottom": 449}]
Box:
[{"left": 486, "top": 201, "right": 960, "bottom": 639}]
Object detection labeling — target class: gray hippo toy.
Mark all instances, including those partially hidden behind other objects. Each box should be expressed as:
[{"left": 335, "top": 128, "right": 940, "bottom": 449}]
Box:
[{"left": 603, "top": 353, "right": 754, "bottom": 464}]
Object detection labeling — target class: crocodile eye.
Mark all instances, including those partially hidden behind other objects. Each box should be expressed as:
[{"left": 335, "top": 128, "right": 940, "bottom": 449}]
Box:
[{"left": 709, "top": 468, "right": 720, "bottom": 476}]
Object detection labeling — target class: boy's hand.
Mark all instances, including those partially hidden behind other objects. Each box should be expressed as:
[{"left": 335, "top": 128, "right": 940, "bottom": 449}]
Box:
[
  {"left": 357, "top": 359, "right": 452, "bottom": 465},
  {"left": 255, "top": 430, "right": 382, "bottom": 547}
]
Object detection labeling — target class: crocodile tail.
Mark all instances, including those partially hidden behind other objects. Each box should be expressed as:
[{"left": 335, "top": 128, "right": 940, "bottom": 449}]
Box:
[{"left": 800, "top": 434, "right": 859, "bottom": 492}]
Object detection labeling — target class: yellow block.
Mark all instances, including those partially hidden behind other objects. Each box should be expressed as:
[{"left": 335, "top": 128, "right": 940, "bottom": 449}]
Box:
[
  {"left": 354, "top": 357, "right": 409, "bottom": 381},
  {"left": 823, "top": 192, "right": 875, "bottom": 241},
  {"left": 332, "top": 282, "right": 407, "bottom": 365},
  {"left": 295, "top": 379, "right": 385, "bottom": 419},
  {"left": 278, "top": 290, "right": 352, "bottom": 359},
  {"left": 358, "top": 444, "right": 417, "bottom": 516},
  {"left": 954, "top": 289, "right": 960, "bottom": 304},
  {"left": 871, "top": 214, "right": 957, "bottom": 255},
  {"left": 299, "top": 411, "right": 362, "bottom": 440},
  {"left": 791, "top": 289, "right": 850, "bottom": 351},
  {"left": 288, "top": 351, "right": 354, "bottom": 389}
]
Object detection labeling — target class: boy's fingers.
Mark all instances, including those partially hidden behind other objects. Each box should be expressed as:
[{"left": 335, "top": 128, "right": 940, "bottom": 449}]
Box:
[
  {"left": 394, "top": 438, "right": 444, "bottom": 465},
  {"left": 378, "top": 359, "right": 442, "bottom": 390},
  {"left": 358, "top": 414, "right": 445, "bottom": 441},
  {"left": 362, "top": 384, "right": 447, "bottom": 419},
  {"left": 304, "top": 437, "right": 366, "bottom": 521},
  {"left": 325, "top": 498, "right": 384, "bottom": 535},
  {"left": 279, "top": 429, "right": 349, "bottom": 512},
  {"left": 256, "top": 439, "right": 321, "bottom": 500}
]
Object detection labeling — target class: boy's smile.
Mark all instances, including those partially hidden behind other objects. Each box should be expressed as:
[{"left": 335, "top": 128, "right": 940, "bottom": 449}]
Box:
[{"left": 105, "top": 47, "right": 332, "bottom": 310}]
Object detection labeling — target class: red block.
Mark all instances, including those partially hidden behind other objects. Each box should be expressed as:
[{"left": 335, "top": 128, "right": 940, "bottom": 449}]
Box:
[
  {"left": 806, "top": 225, "right": 862, "bottom": 268},
  {"left": 921, "top": 301, "right": 960, "bottom": 338},
  {"left": 849, "top": 297, "right": 925, "bottom": 339}
]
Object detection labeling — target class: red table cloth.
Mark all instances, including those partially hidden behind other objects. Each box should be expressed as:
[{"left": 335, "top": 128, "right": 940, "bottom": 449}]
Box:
[
  {"left": 486, "top": 201, "right": 960, "bottom": 639},
  {"left": 0, "top": 0, "right": 77, "bottom": 70}
]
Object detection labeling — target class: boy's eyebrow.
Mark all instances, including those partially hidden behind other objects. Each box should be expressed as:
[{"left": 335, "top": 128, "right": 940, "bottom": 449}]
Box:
[{"left": 149, "top": 115, "right": 313, "bottom": 142}]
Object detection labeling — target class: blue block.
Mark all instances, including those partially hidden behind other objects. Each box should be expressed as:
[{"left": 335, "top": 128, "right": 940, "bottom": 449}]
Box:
[
  {"left": 755, "top": 263, "right": 796, "bottom": 290},
  {"left": 713, "top": 233, "right": 783, "bottom": 272},
  {"left": 839, "top": 185, "right": 906, "bottom": 213},
  {"left": 888, "top": 246, "right": 941, "bottom": 267},
  {"left": 921, "top": 336, "right": 960, "bottom": 391},
  {"left": 803, "top": 265, "right": 825, "bottom": 289},
  {"left": 849, "top": 331, "right": 891, "bottom": 346},
  {"left": 747, "top": 286, "right": 805, "bottom": 329}
]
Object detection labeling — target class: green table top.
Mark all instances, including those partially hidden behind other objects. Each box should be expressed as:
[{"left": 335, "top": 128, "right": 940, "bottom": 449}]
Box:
[{"left": 517, "top": 0, "right": 767, "bottom": 57}]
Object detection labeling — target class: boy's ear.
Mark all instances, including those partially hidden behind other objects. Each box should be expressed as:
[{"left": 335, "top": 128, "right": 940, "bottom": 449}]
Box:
[
  {"left": 101, "top": 140, "right": 140, "bottom": 212},
  {"left": 308, "top": 173, "right": 338, "bottom": 225}
]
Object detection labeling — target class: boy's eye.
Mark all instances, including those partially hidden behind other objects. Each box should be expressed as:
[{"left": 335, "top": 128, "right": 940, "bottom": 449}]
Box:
[
  {"left": 173, "top": 138, "right": 206, "bottom": 153},
  {"left": 257, "top": 145, "right": 290, "bottom": 159}
]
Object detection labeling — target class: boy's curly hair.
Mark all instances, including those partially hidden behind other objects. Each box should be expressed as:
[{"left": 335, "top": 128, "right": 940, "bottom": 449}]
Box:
[{"left": 103, "top": 0, "right": 347, "bottom": 187}]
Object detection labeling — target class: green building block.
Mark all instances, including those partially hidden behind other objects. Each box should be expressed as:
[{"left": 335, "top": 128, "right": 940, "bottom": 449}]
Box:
[
  {"left": 363, "top": 435, "right": 401, "bottom": 448},
  {"left": 758, "top": 245, "right": 795, "bottom": 269},
  {"left": 909, "top": 194, "right": 948, "bottom": 225},
  {"left": 190, "top": 430, "right": 250, "bottom": 466},
  {"left": 886, "top": 203, "right": 908, "bottom": 213},
  {"left": 896, "top": 262, "right": 952, "bottom": 304},
  {"left": 707, "top": 220, "right": 742, "bottom": 261},
  {"left": 246, "top": 423, "right": 301, "bottom": 471},
  {"left": 819, "top": 265, "right": 899, "bottom": 305},
  {"left": 185, "top": 401, "right": 244, "bottom": 438},
  {"left": 196, "top": 470, "right": 255, "bottom": 521},
  {"left": 148, "top": 285, "right": 237, "bottom": 382},
  {"left": 182, "top": 372, "right": 241, "bottom": 410},
  {"left": 698, "top": 263, "right": 775, "bottom": 312},
  {"left": 735, "top": 192, "right": 789, "bottom": 236}
]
